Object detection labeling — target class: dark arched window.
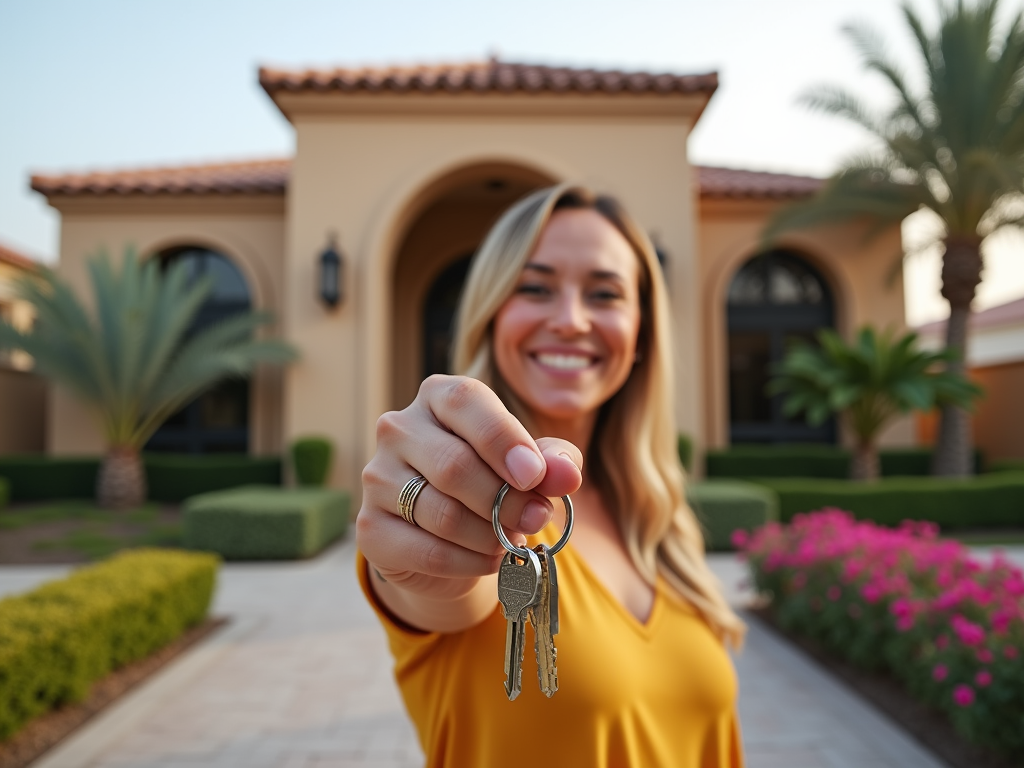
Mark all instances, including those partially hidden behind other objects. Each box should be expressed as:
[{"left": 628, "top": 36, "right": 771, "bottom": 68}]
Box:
[
  {"left": 727, "top": 250, "right": 836, "bottom": 444},
  {"left": 422, "top": 255, "right": 473, "bottom": 380},
  {"left": 145, "top": 246, "right": 252, "bottom": 454}
]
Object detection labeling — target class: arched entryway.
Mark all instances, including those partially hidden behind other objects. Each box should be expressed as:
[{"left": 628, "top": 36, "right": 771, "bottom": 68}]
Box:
[
  {"left": 727, "top": 249, "right": 836, "bottom": 444},
  {"left": 390, "top": 165, "right": 556, "bottom": 409},
  {"left": 145, "top": 245, "right": 252, "bottom": 454}
]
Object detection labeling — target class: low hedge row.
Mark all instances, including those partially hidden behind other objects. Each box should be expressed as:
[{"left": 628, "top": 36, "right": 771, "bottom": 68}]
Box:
[
  {"left": 0, "top": 477, "right": 8, "bottom": 509},
  {"left": 0, "top": 548, "right": 219, "bottom": 740},
  {"left": 988, "top": 459, "right": 1024, "bottom": 474},
  {"left": 752, "top": 474, "right": 1024, "bottom": 529},
  {"left": 183, "top": 485, "right": 350, "bottom": 559},
  {"left": 687, "top": 480, "right": 779, "bottom": 551},
  {"left": 705, "top": 445, "right": 984, "bottom": 479},
  {"left": 0, "top": 454, "right": 282, "bottom": 502}
]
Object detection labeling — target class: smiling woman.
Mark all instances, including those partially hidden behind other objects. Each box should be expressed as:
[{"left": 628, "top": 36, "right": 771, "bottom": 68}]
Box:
[{"left": 356, "top": 184, "right": 746, "bottom": 768}]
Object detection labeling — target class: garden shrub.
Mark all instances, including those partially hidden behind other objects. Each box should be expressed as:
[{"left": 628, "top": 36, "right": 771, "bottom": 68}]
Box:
[
  {"left": 0, "top": 456, "right": 99, "bottom": 501},
  {"left": 687, "top": 480, "right": 778, "bottom": 551},
  {"left": 144, "top": 453, "right": 282, "bottom": 502},
  {"left": 988, "top": 458, "right": 1024, "bottom": 474},
  {"left": 737, "top": 511, "right": 1024, "bottom": 761},
  {"left": 0, "top": 477, "right": 8, "bottom": 509},
  {"left": 183, "top": 485, "right": 349, "bottom": 559},
  {"left": 705, "top": 445, "right": 983, "bottom": 478},
  {"left": 677, "top": 434, "right": 694, "bottom": 474},
  {"left": 290, "top": 437, "right": 334, "bottom": 486},
  {"left": 753, "top": 474, "right": 1024, "bottom": 529},
  {"left": 0, "top": 548, "right": 218, "bottom": 740}
]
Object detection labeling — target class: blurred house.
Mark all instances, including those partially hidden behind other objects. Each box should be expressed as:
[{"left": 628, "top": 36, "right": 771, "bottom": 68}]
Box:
[
  {"left": 0, "top": 242, "right": 46, "bottom": 453},
  {"left": 29, "top": 59, "right": 909, "bottom": 486},
  {"left": 916, "top": 296, "right": 1024, "bottom": 462}
]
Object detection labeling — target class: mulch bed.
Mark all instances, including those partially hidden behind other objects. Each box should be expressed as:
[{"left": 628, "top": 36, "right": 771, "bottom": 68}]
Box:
[
  {"left": 0, "top": 616, "right": 228, "bottom": 768},
  {"left": 748, "top": 606, "right": 1017, "bottom": 768}
]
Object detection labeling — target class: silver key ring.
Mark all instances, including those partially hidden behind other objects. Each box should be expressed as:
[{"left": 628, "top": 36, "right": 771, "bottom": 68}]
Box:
[{"left": 492, "top": 482, "right": 573, "bottom": 558}]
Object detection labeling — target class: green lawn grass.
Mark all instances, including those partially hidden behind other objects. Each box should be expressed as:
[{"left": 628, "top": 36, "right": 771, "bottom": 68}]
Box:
[{"left": 1, "top": 500, "right": 182, "bottom": 560}]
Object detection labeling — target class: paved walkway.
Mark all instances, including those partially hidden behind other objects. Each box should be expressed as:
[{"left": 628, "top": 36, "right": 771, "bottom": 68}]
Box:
[{"left": 3, "top": 543, "right": 1020, "bottom": 768}]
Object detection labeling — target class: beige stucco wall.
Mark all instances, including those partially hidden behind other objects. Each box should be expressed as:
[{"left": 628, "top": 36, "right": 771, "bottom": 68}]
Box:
[
  {"left": 282, "top": 95, "right": 708, "bottom": 499},
  {"left": 698, "top": 197, "right": 914, "bottom": 453},
  {"left": 44, "top": 196, "right": 287, "bottom": 456},
  {"left": 0, "top": 367, "right": 47, "bottom": 454}
]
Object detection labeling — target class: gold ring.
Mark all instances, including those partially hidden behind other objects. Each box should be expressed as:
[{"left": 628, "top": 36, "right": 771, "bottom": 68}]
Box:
[{"left": 398, "top": 475, "right": 428, "bottom": 527}]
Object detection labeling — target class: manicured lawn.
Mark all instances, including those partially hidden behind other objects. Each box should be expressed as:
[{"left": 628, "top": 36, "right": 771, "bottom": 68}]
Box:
[{"left": 0, "top": 501, "right": 182, "bottom": 563}]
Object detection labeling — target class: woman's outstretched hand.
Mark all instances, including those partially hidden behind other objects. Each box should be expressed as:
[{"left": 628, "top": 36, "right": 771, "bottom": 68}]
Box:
[{"left": 357, "top": 375, "right": 583, "bottom": 632}]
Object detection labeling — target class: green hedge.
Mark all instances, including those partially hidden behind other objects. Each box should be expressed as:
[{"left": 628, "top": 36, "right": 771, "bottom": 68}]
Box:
[
  {"left": 677, "top": 434, "right": 694, "bottom": 474},
  {"left": 145, "top": 454, "right": 281, "bottom": 502},
  {"left": 0, "top": 454, "right": 282, "bottom": 502},
  {"left": 687, "top": 480, "right": 779, "bottom": 551},
  {"left": 0, "top": 477, "right": 8, "bottom": 510},
  {"left": 988, "top": 458, "right": 1024, "bottom": 474},
  {"left": 183, "top": 485, "right": 350, "bottom": 560},
  {"left": 705, "top": 445, "right": 984, "bottom": 479},
  {"left": 0, "top": 548, "right": 218, "bottom": 740},
  {"left": 290, "top": 437, "right": 333, "bottom": 486},
  {"left": 752, "top": 474, "right": 1024, "bottom": 529}
]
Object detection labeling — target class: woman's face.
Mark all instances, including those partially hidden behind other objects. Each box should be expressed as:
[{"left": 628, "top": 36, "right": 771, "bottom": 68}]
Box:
[{"left": 493, "top": 208, "right": 642, "bottom": 427}]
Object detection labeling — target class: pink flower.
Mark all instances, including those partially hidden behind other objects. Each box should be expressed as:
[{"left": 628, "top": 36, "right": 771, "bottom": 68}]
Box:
[
  {"left": 730, "top": 529, "right": 750, "bottom": 549},
  {"left": 951, "top": 615, "right": 985, "bottom": 646},
  {"left": 976, "top": 648, "right": 993, "bottom": 663},
  {"left": 953, "top": 684, "right": 975, "bottom": 707},
  {"left": 896, "top": 615, "right": 914, "bottom": 632},
  {"left": 975, "top": 670, "right": 992, "bottom": 687},
  {"left": 827, "top": 585, "right": 841, "bottom": 601},
  {"left": 1004, "top": 646, "right": 1019, "bottom": 660},
  {"left": 861, "top": 583, "right": 883, "bottom": 603},
  {"left": 932, "top": 664, "right": 948, "bottom": 682}
]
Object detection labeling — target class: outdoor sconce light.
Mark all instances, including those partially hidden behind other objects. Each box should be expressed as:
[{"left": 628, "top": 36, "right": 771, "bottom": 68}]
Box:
[{"left": 319, "top": 235, "right": 343, "bottom": 309}]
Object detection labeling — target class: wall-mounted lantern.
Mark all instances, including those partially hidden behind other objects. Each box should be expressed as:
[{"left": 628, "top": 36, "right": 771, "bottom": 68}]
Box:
[{"left": 319, "top": 234, "right": 343, "bottom": 309}]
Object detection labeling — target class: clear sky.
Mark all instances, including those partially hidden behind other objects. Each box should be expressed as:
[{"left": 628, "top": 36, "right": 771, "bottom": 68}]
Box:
[{"left": 3, "top": 0, "right": 1023, "bottom": 325}]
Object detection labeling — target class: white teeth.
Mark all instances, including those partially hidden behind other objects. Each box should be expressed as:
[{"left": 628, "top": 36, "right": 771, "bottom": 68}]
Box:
[{"left": 536, "top": 353, "right": 592, "bottom": 370}]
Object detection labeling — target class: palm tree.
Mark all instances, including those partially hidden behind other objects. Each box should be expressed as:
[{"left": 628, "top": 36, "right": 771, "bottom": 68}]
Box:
[
  {"left": 765, "top": 0, "right": 1024, "bottom": 476},
  {"left": 769, "top": 327, "right": 981, "bottom": 480},
  {"left": 0, "top": 250, "right": 297, "bottom": 510}
]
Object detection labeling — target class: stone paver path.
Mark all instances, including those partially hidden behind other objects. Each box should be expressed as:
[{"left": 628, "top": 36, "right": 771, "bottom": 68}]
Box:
[{"left": 5, "top": 542, "right": 1019, "bottom": 767}]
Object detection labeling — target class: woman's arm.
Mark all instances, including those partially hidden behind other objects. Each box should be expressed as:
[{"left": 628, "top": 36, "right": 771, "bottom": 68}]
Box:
[{"left": 356, "top": 374, "right": 582, "bottom": 633}]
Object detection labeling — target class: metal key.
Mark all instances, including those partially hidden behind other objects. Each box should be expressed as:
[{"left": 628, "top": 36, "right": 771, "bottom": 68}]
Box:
[
  {"left": 527, "top": 543, "right": 560, "bottom": 697},
  {"left": 497, "top": 547, "right": 541, "bottom": 701}
]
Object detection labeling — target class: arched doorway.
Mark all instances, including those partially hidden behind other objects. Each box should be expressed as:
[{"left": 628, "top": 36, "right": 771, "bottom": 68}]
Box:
[
  {"left": 145, "top": 246, "right": 252, "bottom": 454},
  {"left": 727, "top": 249, "right": 836, "bottom": 444},
  {"left": 390, "top": 165, "right": 556, "bottom": 409}
]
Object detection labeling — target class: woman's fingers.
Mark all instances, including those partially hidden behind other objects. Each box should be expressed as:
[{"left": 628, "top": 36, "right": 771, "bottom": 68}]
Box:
[
  {"left": 534, "top": 438, "right": 584, "bottom": 498},
  {"left": 420, "top": 376, "right": 549, "bottom": 491}
]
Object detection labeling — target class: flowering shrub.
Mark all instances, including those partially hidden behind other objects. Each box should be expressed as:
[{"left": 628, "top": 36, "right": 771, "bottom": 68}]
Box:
[{"left": 735, "top": 510, "right": 1024, "bottom": 760}]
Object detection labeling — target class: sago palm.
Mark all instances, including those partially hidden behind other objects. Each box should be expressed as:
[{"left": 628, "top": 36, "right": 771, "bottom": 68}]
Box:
[
  {"left": 769, "top": 327, "right": 981, "bottom": 481},
  {"left": 765, "top": 0, "right": 1024, "bottom": 475},
  {"left": 0, "top": 250, "right": 297, "bottom": 510}
]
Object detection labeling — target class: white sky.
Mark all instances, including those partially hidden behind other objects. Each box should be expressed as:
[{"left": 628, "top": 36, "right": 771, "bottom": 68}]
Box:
[{"left": 2, "top": 0, "right": 1023, "bottom": 326}]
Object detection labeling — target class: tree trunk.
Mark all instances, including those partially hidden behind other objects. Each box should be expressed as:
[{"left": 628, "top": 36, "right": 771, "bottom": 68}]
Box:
[
  {"left": 932, "top": 236, "right": 982, "bottom": 477},
  {"left": 851, "top": 441, "right": 880, "bottom": 482},
  {"left": 97, "top": 446, "right": 147, "bottom": 510}
]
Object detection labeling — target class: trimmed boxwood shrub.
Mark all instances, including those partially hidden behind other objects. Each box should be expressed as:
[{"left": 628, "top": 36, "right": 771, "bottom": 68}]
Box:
[
  {"left": 988, "top": 458, "right": 1024, "bottom": 474},
  {"left": 0, "top": 548, "right": 218, "bottom": 740},
  {"left": 705, "top": 445, "right": 983, "bottom": 478},
  {"left": 144, "top": 454, "right": 282, "bottom": 502},
  {"left": 677, "top": 434, "right": 694, "bottom": 474},
  {"left": 0, "top": 456, "right": 100, "bottom": 501},
  {"left": 752, "top": 474, "right": 1024, "bottom": 529},
  {"left": 183, "top": 485, "right": 350, "bottom": 560},
  {"left": 0, "top": 454, "right": 282, "bottom": 502},
  {"left": 687, "top": 480, "right": 779, "bottom": 551},
  {"left": 290, "top": 437, "right": 333, "bottom": 486}
]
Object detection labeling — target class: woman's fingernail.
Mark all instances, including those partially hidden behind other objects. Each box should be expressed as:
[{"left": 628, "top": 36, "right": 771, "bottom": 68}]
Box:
[
  {"left": 520, "top": 501, "right": 551, "bottom": 533},
  {"left": 505, "top": 445, "right": 545, "bottom": 490}
]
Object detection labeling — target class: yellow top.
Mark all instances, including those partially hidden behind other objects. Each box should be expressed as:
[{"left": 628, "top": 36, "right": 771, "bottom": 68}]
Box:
[{"left": 357, "top": 528, "right": 744, "bottom": 768}]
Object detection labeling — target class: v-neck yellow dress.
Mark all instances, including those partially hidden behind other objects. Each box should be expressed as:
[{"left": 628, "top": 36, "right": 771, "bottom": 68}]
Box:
[{"left": 356, "top": 526, "right": 745, "bottom": 768}]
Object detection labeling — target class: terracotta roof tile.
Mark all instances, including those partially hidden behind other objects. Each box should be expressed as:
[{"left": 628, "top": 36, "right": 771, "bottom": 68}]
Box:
[
  {"left": 30, "top": 158, "right": 290, "bottom": 198},
  {"left": 30, "top": 158, "right": 823, "bottom": 201},
  {"left": 697, "top": 165, "right": 824, "bottom": 199},
  {"left": 0, "top": 242, "right": 41, "bottom": 271},
  {"left": 259, "top": 59, "right": 718, "bottom": 97}
]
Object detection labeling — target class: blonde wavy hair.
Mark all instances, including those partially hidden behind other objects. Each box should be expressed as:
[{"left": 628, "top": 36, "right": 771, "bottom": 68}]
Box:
[{"left": 452, "top": 183, "right": 745, "bottom": 648}]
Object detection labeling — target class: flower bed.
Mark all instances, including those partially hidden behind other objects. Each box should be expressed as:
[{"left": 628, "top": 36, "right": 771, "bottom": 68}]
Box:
[{"left": 735, "top": 510, "right": 1024, "bottom": 761}]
